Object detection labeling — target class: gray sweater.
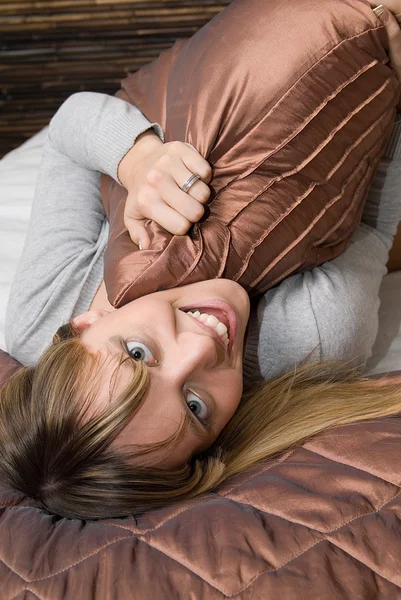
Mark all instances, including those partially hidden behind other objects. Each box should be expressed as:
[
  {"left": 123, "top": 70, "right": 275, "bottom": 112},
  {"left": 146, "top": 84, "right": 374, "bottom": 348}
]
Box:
[{"left": 5, "top": 92, "right": 401, "bottom": 386}]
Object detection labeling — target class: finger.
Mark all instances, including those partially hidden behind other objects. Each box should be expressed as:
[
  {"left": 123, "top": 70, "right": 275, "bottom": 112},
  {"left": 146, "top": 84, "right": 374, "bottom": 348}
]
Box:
[
  {"left": 124, "top": 216, "right": 151, "bottom": 250},
  {"left": 157, "top": 154, "right": 211, "bottom": 205},
  {"left": 181, "top": 175, "right": 211, "bottom": 205},
  {"left": 370, "top": 1, "right": 400, "bottom": 14},
  {"left": 149, "top": 169, "right": 206, "bottom": 223},
  {"left": 143, "top": 199, "right": 193, "bottom": 236},
  {"left": 181, "top": 144, "right": 213, "bottom": 184},
  {"left": 376, "top": 6, "right": 401, "bottom": 79},
  {"left": 124, "top": 184, "right": 193, "bottom": 238}
]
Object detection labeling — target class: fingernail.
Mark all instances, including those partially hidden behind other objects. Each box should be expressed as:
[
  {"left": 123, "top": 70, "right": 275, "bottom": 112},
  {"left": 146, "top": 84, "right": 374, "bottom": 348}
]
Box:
[{"left": 138, "top": 241, "right": 143, "bottom": 251}]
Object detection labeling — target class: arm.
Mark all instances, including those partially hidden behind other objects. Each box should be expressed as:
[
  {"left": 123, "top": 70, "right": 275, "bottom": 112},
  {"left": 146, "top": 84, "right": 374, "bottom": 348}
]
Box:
[
  {"left": 47, "top": 91, "right": 164, "bottom": 181},
  {"left": 243, "top": 117, "right": 401, "bottom": 383},
  {"left": 5, "top": 92, "right": 164, "bottom": 366},
  {"left": 244, "top": 226, "right": 389, "bottom": 383}
]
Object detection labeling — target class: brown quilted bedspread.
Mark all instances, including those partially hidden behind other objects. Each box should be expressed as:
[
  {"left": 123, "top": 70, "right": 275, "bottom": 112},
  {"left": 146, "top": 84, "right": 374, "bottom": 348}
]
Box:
[{"left": 0, "top": 414, "right": 400, "bottom": 599}]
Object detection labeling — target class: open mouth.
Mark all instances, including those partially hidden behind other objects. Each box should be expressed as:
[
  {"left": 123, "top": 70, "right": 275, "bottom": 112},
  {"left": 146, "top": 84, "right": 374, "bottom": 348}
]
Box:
[
  {"left": 178, "top": 301, "right": 238, "bottom": 357},
  {"left": 182, "top": 308, "right": 230, "bottom": 348}
]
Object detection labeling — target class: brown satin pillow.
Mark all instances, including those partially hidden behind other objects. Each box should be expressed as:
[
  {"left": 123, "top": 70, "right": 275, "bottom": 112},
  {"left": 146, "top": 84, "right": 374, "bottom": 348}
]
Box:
[{"left": 101, "top": 0, "right": 400, "bottom": 307}]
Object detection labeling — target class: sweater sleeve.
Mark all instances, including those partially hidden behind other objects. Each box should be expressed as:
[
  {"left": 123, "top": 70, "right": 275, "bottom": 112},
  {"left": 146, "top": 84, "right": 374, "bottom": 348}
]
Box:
[
  {"left": 47, "top": 91, "right": 164, "bottom": 181},
  {"left": 5, "top": 92, "right": 164, "bottom": 366},
  {"left": 243, "top": 116, "right": 401, "bottom": 385}
]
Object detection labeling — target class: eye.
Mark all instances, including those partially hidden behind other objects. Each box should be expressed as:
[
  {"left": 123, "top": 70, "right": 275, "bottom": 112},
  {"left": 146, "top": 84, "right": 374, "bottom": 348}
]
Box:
[
  {"left": 125, "top": 341, "right": 157, "bottom": 366},
  {"left": 186, "top": 391, "right": 210, "bottom": 426}
]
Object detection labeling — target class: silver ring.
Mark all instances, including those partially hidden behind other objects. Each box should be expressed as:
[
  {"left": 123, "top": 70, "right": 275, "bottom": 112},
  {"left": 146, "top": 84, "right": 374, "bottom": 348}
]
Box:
[{"left": 181, "top": 173, "right": 201, "bottom": 194}]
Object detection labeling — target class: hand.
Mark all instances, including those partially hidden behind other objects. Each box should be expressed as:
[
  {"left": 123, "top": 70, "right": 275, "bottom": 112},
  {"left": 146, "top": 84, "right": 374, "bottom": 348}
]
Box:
[
  {"left": 117, "top": 130, "right": 212, "bottom": 250},
  {"left": 369, "top": 2, "right": 401, "bottom": 80}
]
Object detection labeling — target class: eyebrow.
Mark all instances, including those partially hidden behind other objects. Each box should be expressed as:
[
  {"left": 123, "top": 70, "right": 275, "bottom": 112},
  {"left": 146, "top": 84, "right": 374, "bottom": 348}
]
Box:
[{"left": 105, "top": 336, "right": 210, "bottom": 441}]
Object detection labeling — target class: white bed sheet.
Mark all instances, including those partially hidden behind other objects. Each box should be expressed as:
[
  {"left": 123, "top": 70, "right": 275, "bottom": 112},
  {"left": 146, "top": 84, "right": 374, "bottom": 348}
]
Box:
[
  {"left": 0, "top": 128, "right": 48, "bottom": 350},
  {"left": 0, "top": 129, "right": 400, "bottom": 375}
]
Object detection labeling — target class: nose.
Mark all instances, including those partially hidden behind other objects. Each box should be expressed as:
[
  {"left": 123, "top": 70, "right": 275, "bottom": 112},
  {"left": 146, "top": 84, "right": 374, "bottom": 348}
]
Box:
[{"left": 169, "top": 330, "right": 225, "bottom": 383}]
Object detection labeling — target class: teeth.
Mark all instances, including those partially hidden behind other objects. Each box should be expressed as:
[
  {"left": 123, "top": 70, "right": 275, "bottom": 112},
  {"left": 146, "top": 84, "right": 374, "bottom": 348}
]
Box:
[
  {"left": 206, "top": 315, "right": 219, "bottom": 327},
  {"left": 187, "top": 310, "right": 230, "bottom": 347},
  {"left": 216, "top": 322, "right": 228, "bottom": 336}
]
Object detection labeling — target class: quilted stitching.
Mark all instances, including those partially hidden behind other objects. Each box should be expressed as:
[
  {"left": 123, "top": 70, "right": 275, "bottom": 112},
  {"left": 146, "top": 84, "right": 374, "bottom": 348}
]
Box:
[{"left": 1, "top": 417, "right": 400, "bottom": 599}]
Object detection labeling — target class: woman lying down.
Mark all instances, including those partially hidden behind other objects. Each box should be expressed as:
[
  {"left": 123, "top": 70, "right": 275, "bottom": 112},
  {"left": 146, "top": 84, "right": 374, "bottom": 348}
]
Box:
[{"left": 2, "top": 1, "right": 401, "bottom": 521}]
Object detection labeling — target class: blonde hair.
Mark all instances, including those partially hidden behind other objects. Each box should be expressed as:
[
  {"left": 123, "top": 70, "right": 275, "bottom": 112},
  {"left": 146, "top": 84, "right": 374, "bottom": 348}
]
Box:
[{"left": 0, "top": 322, "right": 400, "bottom": 519}]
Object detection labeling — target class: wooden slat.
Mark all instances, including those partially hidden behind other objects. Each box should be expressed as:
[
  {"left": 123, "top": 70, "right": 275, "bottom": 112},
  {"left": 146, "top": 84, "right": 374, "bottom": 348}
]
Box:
[
  {"left": 0, "top": 0, "right": 230, "bottom": 157},
  {"left": 0, "top": 0, "right": 220, "bottom": 8}
]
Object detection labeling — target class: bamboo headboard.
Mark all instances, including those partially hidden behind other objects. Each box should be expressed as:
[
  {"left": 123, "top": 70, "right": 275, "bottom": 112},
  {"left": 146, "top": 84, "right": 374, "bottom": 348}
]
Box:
[{"left": 0, "top": 1, "right": 230, "bottom": 158}]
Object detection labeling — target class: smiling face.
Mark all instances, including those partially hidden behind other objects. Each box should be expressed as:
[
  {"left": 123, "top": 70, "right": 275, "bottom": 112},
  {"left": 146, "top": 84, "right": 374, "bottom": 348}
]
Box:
[{"left": 72, "top": 279, "right": 250, "bottom": 468}]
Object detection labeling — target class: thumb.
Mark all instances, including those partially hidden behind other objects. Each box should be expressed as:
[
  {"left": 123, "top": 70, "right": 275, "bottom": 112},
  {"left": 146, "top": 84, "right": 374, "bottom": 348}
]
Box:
[
  {"left": 375, "top": 6, "right": 401, "bottom": 109},
  {"left": 124, "top": 215, "right": 151, "bottom": 250},
  {"left": 375, "top": 6, "right": 401, "bottom": 82},
  {"left": 376, "top": 5, "right": 399, "bottom": 32}
]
